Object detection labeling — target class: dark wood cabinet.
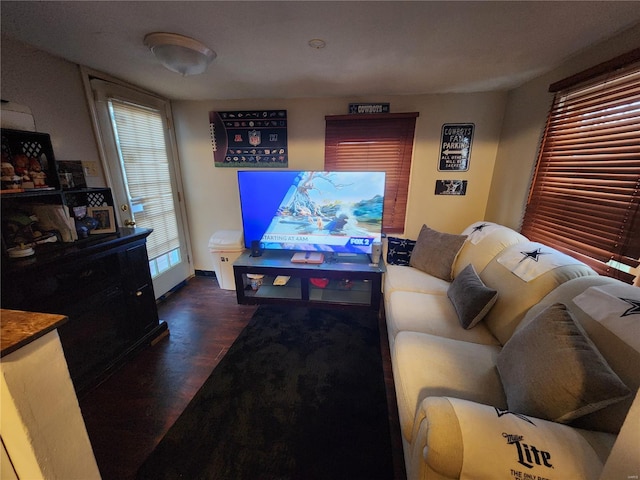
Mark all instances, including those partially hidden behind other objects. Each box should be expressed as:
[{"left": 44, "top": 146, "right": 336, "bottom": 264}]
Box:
[
  {"left": 122, "top": 242, "right": 160, "bottom": 337},
  {"left": 1, "top": 129, "right": 166, "bottom": 394},
  {"left": 1, "top": 227, "right": 167, "bottom": 395}
]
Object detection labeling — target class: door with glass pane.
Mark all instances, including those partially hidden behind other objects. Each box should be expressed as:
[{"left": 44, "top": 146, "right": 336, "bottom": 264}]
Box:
[{"left": 89, "top": 78, "right": 192, "bottom": 298}]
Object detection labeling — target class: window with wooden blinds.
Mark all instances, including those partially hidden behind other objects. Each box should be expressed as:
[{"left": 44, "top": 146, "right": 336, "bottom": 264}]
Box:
[
  {"left": 324, "top": 113, "right": 418, "bottom": 233},
  {"left": 521, "top": 60, "right": 640, "bottom": 284}
]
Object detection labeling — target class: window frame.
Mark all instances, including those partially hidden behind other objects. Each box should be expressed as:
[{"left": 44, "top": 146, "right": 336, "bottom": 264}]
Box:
[
  {"left": 324, "top": 112, "right": 419, "bottom": 234},
  {"left": 521, "top": 57, "right": 640, "bottom": 285}
]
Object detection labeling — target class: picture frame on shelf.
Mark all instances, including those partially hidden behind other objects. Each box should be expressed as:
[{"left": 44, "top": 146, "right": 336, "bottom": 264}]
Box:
[
  {"left": 88, "top": 206, "right": 116, "bottom": 234},
  {"left": 57, "top": 160, "right": 87, "bottom": 190}
]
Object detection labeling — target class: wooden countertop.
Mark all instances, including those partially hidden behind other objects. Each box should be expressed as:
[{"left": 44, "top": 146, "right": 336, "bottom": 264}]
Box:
[{"left": 1, "top": 309, "right": 68, "bottom": 357}]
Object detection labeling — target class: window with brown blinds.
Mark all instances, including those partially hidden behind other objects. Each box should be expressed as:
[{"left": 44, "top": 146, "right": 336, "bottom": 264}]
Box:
[
  {"left": 324, "top": 113, "right": 418, "bottom": 233},
  {"left": 521, "top": 61, "right": 640, "bottom": 284}
]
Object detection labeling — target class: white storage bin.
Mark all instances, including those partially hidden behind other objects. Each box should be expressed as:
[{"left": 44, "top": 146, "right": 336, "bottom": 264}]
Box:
[{"left": 208, "top": 230, "right": 245, "bottom": 290}]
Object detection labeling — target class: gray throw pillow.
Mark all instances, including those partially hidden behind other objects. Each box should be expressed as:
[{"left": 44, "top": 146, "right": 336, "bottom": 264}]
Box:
[
  {"left": 497, "top": 303, "right": 631, "bottom": 423},
  {"left": 448, "top": 264, "right": 498, "bottom": 329},
  {"left": 409, "top": 224, "right": 467, "bottom": 281}
]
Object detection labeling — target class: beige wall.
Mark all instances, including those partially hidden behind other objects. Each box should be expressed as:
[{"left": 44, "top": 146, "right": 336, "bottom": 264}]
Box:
[
  {"left": 0, "top": 35, "right": 106, "bottom": 187},
  {"left": 173, "top": 92, "right": 507, "bottom": 270},
  {"left": 2, "top": 34, "right": 506, "bottom": 272},
  {"left": 485, "top": 23, "right": 640, "bottom": 230},
  {"left": 3, "top": 23, "right": 638, "bottom": 272}
]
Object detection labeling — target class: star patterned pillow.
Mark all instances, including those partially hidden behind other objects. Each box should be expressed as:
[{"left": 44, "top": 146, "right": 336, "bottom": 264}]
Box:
[{"left": 386, "top": 237, "right": 416, "bottom": 265}]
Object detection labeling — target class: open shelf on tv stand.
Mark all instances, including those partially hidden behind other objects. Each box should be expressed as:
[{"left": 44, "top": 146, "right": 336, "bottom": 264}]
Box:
[{"left": 233, "top": 249, "right": 386, "bottom": 311}]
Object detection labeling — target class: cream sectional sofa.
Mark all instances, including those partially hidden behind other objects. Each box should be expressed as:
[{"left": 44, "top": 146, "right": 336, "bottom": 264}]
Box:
[{"left": 383, "top": 221, "right": 640, "bottom": 480}]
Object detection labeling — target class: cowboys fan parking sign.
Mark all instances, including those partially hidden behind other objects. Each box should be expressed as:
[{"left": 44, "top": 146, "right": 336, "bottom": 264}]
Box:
[
  {"left": 438, "top": 123, "right": 474, "bottom": 171},
  {"left": 209, "top": 110, "right": 288, "bottom": 167}
]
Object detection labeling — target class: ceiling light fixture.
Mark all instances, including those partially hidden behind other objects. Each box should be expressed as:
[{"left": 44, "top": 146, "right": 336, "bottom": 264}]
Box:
[
  {"left": 144, "top": 32, "right": 216, "bottom": 76},
  {"left": 308, "top": 39, "right": 326, "bottom": 49}
]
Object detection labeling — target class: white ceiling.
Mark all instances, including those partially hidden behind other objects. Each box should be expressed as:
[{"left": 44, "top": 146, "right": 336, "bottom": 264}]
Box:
[{"left": 2, "top": 1, "right": 640, "bottom": 101}]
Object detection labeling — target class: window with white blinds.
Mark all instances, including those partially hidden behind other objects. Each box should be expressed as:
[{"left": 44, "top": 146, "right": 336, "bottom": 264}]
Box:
[
  {"left": 324, "top": 113, "right": 419, "bottom": 233},
  {"left": 521, "top": 59, "right": 640, "bottom": 284},
  {"left": 109, "top": 100, "right": 180, "bottom": 262}
]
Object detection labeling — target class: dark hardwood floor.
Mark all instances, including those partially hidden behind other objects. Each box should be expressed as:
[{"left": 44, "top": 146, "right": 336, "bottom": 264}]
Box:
[{"left": 79, "top": 275, "right": 406, "bottom": 480}]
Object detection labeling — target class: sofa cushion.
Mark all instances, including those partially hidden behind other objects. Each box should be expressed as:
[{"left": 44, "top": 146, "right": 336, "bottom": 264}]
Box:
[
  {"left": 523, "top": 276, "right": 640, "bottom": 433},
  {"left": 497, "top": 303, "right": 631, "bottom": 424},
  {"left": 385, "top": 290, "right": 501, "bottom": 347},
  {"left": 386, "top": 236, "right": 416, "bottom": 265},
  {"left": 480, "top": 241, "right": 597, "bottom": 345},
  {"left": 392, "top": 331, "right": 505, "bottom": 441},
  {"left": 448, "top": 264, "right": 498, "bottom": 329},
  {"left": 453, "top": 222, "right": 528, "bottom": 278},
  {"left": 409, "top": 224, "right": 467, "bottom": 281},
  {"left": 496, "top": 244, "right": 586, "bottom": 282},
  {"left": 572, "top": 284, "right": 640, "bottom": 353},
  {"left": 383, "top": 264, "right": 450, "bottom": 296}
]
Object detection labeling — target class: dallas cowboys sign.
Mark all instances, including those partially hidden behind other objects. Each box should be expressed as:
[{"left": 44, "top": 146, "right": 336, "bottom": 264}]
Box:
[{"left": 438, "top": 123, "right": 474, "bottom": 171}]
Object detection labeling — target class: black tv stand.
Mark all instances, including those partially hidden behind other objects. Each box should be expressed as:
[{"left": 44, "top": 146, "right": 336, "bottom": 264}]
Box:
[{"left": 233, "top": 250, "right": 385, "bottom": 311}]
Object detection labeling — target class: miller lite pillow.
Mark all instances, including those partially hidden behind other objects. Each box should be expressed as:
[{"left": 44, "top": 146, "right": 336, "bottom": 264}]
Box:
[{"left": 497, "top": 303, "right": 631, "bottom": 423}]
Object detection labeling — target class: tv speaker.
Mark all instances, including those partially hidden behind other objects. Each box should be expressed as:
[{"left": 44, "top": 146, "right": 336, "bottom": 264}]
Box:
[
  {"left": 250, "top": 240, "right": 262, "bottom": 257},
  {"left": 370, "top": 241, "right": 382, "bottom": 264}
]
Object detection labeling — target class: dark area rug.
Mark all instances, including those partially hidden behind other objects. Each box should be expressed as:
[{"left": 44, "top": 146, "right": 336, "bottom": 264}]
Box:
[{"left": 137, "top": 305, "right": 394, "bottom": 480}]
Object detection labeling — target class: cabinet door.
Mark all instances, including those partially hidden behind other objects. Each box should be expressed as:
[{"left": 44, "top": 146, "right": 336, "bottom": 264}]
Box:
[
  {"left": 58, "top": 284, "right": 129, "bottom": 392},
  {"left": 123, "top": 243, "right": 159, "bottom": 335}
]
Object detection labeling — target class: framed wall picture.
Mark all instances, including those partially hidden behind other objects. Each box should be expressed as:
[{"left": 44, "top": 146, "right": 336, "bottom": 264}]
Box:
[
  {"left": 209, "top": 110, "right": 288, "bottom": 167},
  {"left": 88, "top": 206, "right": 116, "bottom": 234},
  {"left": 435, "top": 179, "right": 468, "bottom": 195}
]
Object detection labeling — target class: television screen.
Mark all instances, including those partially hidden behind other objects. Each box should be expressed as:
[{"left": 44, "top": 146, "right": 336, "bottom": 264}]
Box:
[{"left": 238, "top": 171, "right": 385, "bottom": 254}]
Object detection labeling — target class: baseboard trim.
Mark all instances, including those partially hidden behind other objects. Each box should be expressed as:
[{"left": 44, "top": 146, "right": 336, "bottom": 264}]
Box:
[{"left": 195, "top": 270, "right": 216, "bottom": 277}]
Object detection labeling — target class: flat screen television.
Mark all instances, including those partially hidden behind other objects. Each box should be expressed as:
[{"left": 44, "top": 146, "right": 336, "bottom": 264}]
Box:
[{"left": 238, "top": 170, "right": 385, "bottom": 254}]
